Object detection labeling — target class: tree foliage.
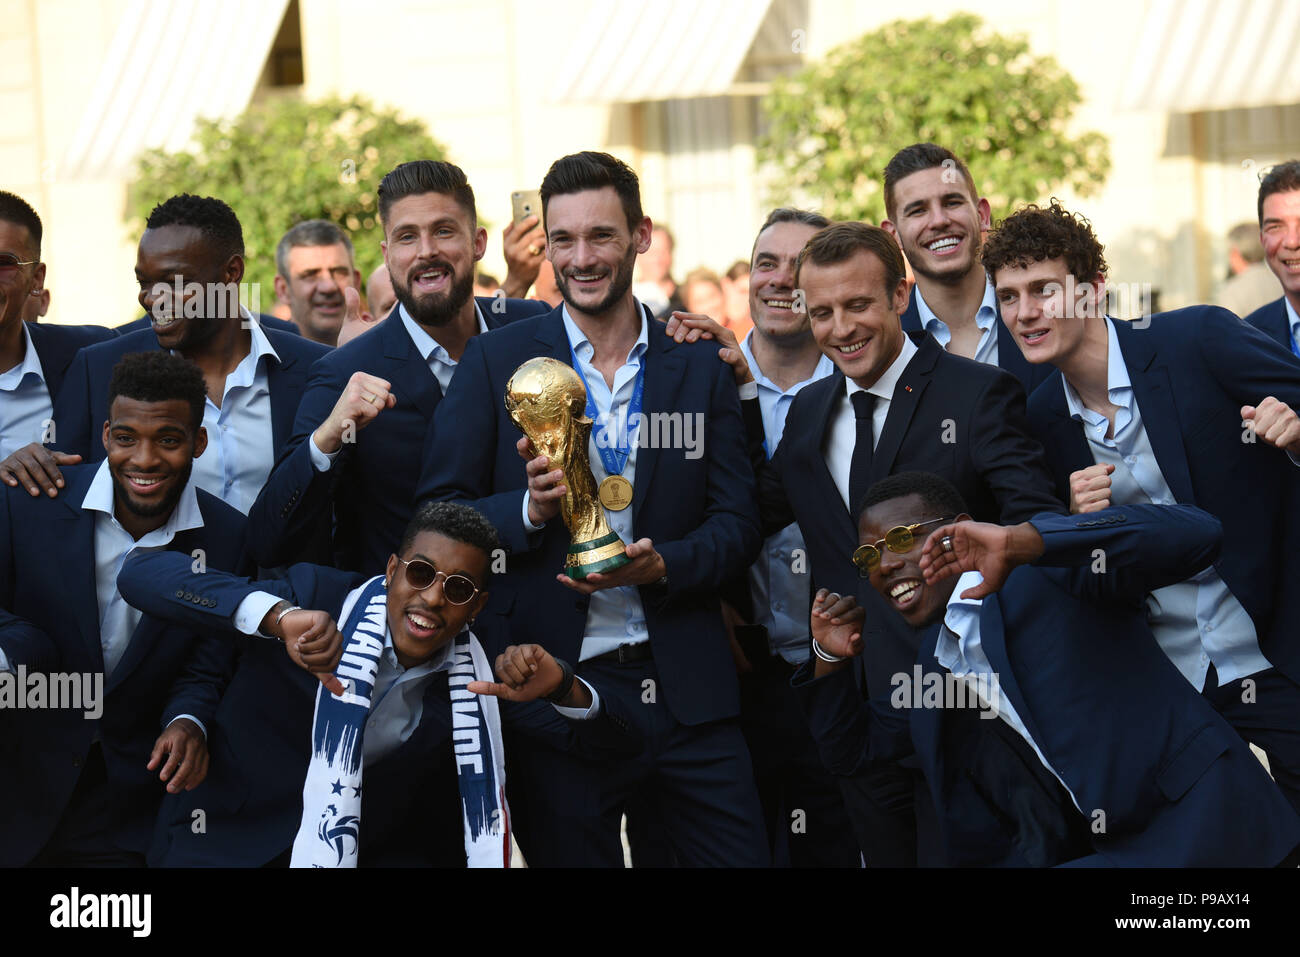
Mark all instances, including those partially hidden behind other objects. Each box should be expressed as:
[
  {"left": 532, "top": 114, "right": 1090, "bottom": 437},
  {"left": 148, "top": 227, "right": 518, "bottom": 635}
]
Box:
[
  {"left": 128, "top": 95, "right": 447, "bottom": 298},
  {"left": 759, "top": 14, "right": 1110, "bottom": 223}
]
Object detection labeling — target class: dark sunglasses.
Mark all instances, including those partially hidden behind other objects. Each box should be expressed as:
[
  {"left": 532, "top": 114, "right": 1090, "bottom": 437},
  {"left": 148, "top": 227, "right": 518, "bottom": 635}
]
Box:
[
  {"left": 0, "top": 253, "right": 38, "bottom": 275},
  {"left": 851, "top": 517, "right": 951, "bottom": 577},
  {"left": 395, "top": 557, "right": 480, "bottom": 605}
]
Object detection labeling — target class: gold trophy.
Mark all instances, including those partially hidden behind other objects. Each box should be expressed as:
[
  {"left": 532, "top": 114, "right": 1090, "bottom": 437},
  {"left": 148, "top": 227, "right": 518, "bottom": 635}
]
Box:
[{"left": 505, "top": 357, "right": 631, "bottom": 580}]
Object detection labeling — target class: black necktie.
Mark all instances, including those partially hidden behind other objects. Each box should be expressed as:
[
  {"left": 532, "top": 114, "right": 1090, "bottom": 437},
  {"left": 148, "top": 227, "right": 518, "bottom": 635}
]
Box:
[{"left": 848, "top": 390, "right": 876, "bottom": 515}]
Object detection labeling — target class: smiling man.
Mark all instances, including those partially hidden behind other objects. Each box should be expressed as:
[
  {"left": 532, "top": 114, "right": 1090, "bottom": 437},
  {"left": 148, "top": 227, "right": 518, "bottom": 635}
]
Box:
[
  {"left": 0, "top": 191, "right": 116, "bottom": 458},
  {"left": 794, "top": 471, "right": 1300, "bottom": 866},
  {"left": 245, "top": 161, "right": 548, "bottom": 574},
  {"left": 731, "top": 220, "right": 1061, "bottom": 865},
  {"left": 118, "top": 500, "right": 632, "bottom": 867},
  {"left": 0, "top": 351, "right": 249, "bottom": 866},
  {"left": 0, "top": 195, "right": 329, "bottom": 516},
  {"left": 417, "top": 151, "right": 766, "bottom": 866},
  {"left": 987, "top": 200, "right": 1300, "bottom": 815},
  {"left": 273, "top": 219, "right": 361, "bottom": 347},
  {"left": 1244, "top": 161, "right": 1300, "bottom": 351},
  {"left": 882, "top": 143, "right": 1051, "bottom": 395}
]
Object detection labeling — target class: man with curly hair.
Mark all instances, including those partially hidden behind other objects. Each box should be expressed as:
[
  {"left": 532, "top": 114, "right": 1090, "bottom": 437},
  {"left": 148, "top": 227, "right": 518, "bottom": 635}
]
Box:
[{"left": 985, "top": 200, "right": 1300, "bottom": 813}]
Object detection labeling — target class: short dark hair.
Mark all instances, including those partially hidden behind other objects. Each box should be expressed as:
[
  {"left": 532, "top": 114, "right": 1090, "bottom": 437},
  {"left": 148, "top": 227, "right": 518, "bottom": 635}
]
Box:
[
  {"left": 377, "top": 160, "right": 476, "bottom": 232},
  {"left": 540, "top": 151, "right": 644, "bottom": 234},
  {"left": 883, "top": 143, "right": 979, "bottom": 222},
  {"left": 1258, "top": 160, "right": 1300, "bottom": 226},
  {"left": 146, "top": 194, "right": 244, "bottom": 260},
  {"left": 794, "top": 221, "right": 906, "bottom": 293},
  {"left": 0, "top": 191, "right": 42, "bottom": 255},
  {"left": 725, "top": 259, "right": 750, "bottom": 281},
  {"left": 751, "top": 207, "right": 830, "bottom": 263},
  {"left": 981, "top": 200, "right": 1108, "bottom": 284},
  {"left": 107, "top": 351, "right": 207, "bottom": 432},
  {"left": 276, "top": 219, "right": 354, "bottom": 279},
  {"left": 400, "top": 501, "right": 500, "bottom": 576},
  {"left": 859, "top": 471, "right": 968, "bottom": 523}
]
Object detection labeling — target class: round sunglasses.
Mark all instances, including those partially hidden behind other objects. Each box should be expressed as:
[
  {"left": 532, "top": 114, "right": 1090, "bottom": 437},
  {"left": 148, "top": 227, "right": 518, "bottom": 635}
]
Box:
[
  {"left": 851, "top": 517, "right": 951, "bottom": 577},
  {"left": 395, "top": 557, "right": 481, "bottom": 605}
]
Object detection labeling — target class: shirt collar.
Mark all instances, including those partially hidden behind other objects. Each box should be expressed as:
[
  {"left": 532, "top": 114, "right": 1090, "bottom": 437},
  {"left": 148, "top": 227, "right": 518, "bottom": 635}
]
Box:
[
  {"left": 169, "top": 307, "right": 280, "bottom": 391},
  {"left": 0, "top": 321, "right": 48, "bottom": 392},
  {"left": 561, "top": 301, "right": 649, "bottom": 365},
  {"left": 1285, "top": 297, "right": 1300, "bottom": 340},
  {"left": 398, "top": 301, "right": 489, "bottom": 364},
  {"left": 1061, "top": 316, "right": 1131, "bottom": 422},
  {"left": 378, "top": 619, "right": 468, "bottom": 680},
  {"left": 740, "top": 328, "right": 834, "bottom": 396},
  {"left": 81, "top": 459, "right": 205, "bottom": 539},
  {"left": 914, "top": 277, "right": 999, "bottom": 335},
  {"left": 845, "top": 333, "right": 918, "bottom": 402}
]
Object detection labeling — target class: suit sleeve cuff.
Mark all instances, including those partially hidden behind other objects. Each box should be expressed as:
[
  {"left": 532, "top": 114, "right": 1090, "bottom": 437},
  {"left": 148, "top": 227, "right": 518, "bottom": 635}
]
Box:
[
  {"left": 0, "top": 647, "right": 11, "bottom": 674},
  {"left": 234, "top": 591, "right": 288, "bottom": 637},
  {"left": 309, "top": 433, "right": 341, "bottom": 472},
  {"left": 166, "top": 714, "right": 208, "bottom": 739},
  {"left": 552, "top": 677, "right": 601, "bottom": 720}
]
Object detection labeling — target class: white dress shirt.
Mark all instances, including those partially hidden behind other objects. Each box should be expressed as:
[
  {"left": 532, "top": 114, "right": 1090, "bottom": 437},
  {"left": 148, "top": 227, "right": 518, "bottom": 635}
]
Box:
[
  {"left": 934, "top": 570, "right": 1080, "bottom": 810},
  {"left": 521, "top": 305, "right": 651, "bottom": 662},
  {"left": 233, "top": 583, "right": 599, "bottom": 760},
  {"left": 0, "top": 322, "right": 54, "bottom": 459},
  {"left": 914, "top": 278, "right": 1000, "bottom": 367},
  {"left": 825, "top": 335, "right": 918, "bottom": 511},
  {"left": 1061, "top": 317, "right": 1272, "bottom": 689},
  {"left": 740, "top": 331, "right": 835, "bottom": 662},
  {"left": 186, "top": 309, "right": 279, "bottom": 514}
]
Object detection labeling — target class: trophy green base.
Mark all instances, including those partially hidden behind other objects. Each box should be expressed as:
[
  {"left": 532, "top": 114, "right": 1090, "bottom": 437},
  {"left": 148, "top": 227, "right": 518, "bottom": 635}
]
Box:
[{"left": 565, "top": 531, "right": 631, "bottom": 581}]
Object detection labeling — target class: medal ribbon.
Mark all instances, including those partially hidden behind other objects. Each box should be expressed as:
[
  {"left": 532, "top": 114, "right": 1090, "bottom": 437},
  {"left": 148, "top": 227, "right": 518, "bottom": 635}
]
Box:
[{"left": 569, "top": 342, "right": 644, "bottom": 478}]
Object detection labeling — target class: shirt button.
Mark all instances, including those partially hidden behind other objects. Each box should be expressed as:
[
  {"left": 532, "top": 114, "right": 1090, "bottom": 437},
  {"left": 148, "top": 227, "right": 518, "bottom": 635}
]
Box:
[
  {"left": 1205, "top": 623, "right": 1215, "bottom": 632},
  {"left": 773, "top": 601, "right": 785, "bottom": 612}
]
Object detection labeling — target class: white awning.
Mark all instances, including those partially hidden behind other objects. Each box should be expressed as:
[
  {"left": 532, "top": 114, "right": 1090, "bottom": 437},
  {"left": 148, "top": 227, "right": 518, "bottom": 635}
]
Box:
[
  {"left": 60, "top": 0, "right": 289, "bottom": 180},
  {"left": 1120, "top": 0, "right": 1300, "bottom": 112},
  {"left": 547, "top": 0, "right": 773, "bottom": 104}
]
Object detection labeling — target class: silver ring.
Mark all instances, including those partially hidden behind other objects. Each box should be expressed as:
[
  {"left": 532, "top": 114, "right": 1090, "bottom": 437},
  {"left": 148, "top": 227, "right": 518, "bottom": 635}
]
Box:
[
  {"left": 941, "top": 536, "right": 953, "bottom": 553},
  {"left": 527, "top": 244, "right": 541, "bottom": 256}
]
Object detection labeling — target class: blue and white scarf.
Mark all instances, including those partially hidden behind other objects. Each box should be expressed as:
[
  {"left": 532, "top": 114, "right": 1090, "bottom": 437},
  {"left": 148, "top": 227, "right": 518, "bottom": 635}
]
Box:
[{"left": 290, "top": 575, "right": 510, "bottom": 868}]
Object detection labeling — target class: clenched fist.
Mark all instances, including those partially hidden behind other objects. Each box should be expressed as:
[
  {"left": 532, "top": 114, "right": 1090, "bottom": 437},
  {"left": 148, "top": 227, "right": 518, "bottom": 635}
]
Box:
[{"left": 313, "top": 371, "right": 397, "bottom": 455}]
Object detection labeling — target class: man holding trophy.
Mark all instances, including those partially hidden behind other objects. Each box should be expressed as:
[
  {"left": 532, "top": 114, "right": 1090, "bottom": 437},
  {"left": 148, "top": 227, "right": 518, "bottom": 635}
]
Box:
[{"left": 417, "top": 151, "right": 767, "bottom": 866}]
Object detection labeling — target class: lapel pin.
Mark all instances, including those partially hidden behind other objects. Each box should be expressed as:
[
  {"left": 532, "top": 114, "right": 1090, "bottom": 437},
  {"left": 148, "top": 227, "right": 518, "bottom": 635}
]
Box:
[{"left": 904, "top": 385, "right": 913, "bottom": 392}]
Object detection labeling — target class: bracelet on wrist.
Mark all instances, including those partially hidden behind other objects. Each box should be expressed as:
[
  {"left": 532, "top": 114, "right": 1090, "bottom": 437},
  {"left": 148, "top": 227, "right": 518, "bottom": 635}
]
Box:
[
  {"left": 273, "top": 604, "right": 303, "bottom": 638},
  {"left": 544, "top": 658, "right": 577, "bottom": 704},
  {"left": 812, "top": 638, "right": 846, "bottom": 663}
]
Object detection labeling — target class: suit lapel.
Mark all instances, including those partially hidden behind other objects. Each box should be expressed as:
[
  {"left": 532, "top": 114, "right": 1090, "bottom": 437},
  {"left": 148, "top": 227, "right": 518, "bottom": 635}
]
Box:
[
  {"left": 869, "top": 333, "right": 937, "bottom": 485},
  {"left": 633, "top": 310, "right": 684, "bottom": 514},
  {"left": 380, "top": 313, "right": 443, "bottom": 420},
  {"left": 973, "top": 596, "right": 1047, "bottom": 755},
  {"left": 265, "top": 352, "right": 299, "bottom": 453},
  {"left": 807, "top": 371, "right": 856, "bottom": 537},
  {"left": 54, "top": 479, "right": 106, "bottom": 672},
  {"left": 1115, "top": 323, "right": 1196, "bottom": 503}
]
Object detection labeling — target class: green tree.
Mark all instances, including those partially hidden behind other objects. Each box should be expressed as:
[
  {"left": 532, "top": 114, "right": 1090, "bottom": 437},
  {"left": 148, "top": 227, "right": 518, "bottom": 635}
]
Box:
[
  {"left": 759, "top": 14, "right": 1110, "bottom": 223},
  {"left": 128, "top": 95, "right": 447, "bottom": 304}
]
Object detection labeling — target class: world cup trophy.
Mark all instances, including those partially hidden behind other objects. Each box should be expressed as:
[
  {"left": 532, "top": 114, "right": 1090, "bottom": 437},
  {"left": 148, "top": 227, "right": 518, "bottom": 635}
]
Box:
[{"left": 505, "top": 357, "right": 631, "bottom": 580}]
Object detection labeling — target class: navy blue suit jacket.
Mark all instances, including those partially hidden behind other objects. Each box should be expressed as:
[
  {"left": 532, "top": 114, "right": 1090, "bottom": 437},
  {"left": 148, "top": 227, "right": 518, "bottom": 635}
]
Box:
[
  {"left": 246, "top": 298, "right": 548, "bottom": 573},
  {"left": 1027, "top": 307, "right": 1300, "bottom": 685},
  {"left": 416, "top": 304, "right": 762, "bottom": 726},
  {"left": 900, "top": 283, "right": 1053, "bottom": 395},
  {"left": 1243, "top": 296, "right": 1295, "bottom": 352},
  {"left": 796, "top": 505, "right": 1300, "bottom": 866},
  {"left": 116, "top": 553, "right": 637, "bottom": 867},
  {"left": 26, "top": 321, "right": 118, "bottom": 403},
  {"left": 116, "top": 312, "right": 300, "bottom": 336},
  {"left": 753, "top": 331, "right": 1064, "bottom": 697},
  {"left": 50, "top": 324, "right": 329, "bottom": 464},
  {"left": 0, "top": 465, "right": 248, "bottom": 865}
]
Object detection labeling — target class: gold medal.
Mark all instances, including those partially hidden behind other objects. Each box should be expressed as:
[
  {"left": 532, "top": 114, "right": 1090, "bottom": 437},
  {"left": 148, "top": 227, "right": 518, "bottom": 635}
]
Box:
[{"left": 598, "top": 475, "right": 634, "bottom": 511}]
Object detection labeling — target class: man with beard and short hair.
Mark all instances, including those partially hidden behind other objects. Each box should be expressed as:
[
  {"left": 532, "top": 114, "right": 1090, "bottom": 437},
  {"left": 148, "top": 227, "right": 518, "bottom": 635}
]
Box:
[
  {"left": 1, "top": 195, "right": 328, "bottom": 516},
  {"left": 0, "top": 351, "right": 250, "bottom": 866},
  {"left": 274, "top": 219, "right": 362, "bottom": 347},
  {"left": 246, "top": 161, "right": 548, "bottom": 573},
  {"left": 882, "top": 143, "right": 1051, "bottom": 395},
  {"left": 417, "top": 151, "right": 767, "bottom": 867}
]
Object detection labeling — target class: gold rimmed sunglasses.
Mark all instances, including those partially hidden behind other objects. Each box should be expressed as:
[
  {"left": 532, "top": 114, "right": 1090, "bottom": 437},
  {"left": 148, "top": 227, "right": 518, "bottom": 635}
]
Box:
[{"left": 851, "top": 517, "right": 951, "bottom": 577}]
